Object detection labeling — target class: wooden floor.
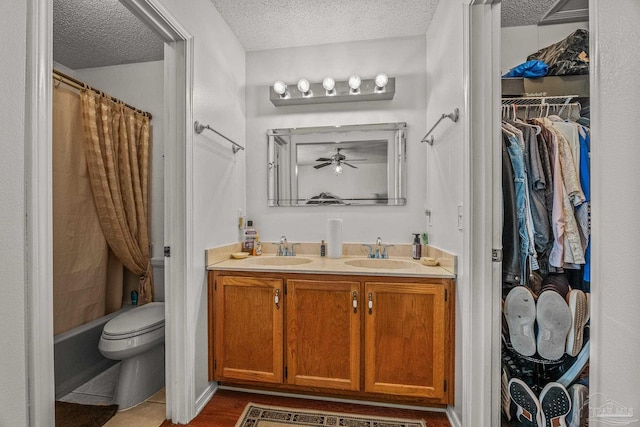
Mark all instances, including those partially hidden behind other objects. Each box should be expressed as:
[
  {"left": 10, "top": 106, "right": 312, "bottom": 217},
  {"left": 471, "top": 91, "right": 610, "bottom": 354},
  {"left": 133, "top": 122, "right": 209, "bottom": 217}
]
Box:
[{"left": 160, "top": 389, "right": 451, "bottom": 427}]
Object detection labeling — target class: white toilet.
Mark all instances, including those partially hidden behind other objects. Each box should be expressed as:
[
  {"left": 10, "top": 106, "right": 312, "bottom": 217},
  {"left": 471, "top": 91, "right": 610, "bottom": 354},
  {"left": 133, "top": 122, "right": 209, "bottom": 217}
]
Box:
[{"left": 99, "top": 259, "right": 165, "bottom": 410}]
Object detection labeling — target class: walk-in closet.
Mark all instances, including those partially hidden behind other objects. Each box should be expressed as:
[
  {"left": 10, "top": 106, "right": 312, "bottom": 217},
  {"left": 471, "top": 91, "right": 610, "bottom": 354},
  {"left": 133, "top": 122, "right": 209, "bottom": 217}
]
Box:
[{"left": 499, "top": 2, "right": 590, "bottom": 426}]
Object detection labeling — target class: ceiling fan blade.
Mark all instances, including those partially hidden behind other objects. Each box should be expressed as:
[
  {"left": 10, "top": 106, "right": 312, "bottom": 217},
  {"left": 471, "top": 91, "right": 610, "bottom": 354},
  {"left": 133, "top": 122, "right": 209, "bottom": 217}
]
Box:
[
  {"left": 314, "top": 162, "right": 332, "bottom": 169},
  {"left": 315, "top": 157, "right": 332, "bottom": 162},
  {"left": 343, "top": 162, "right": 358, "bottom": 168},
  {"left": 343, "top": 158, "right": 367, "bottom": 162}
]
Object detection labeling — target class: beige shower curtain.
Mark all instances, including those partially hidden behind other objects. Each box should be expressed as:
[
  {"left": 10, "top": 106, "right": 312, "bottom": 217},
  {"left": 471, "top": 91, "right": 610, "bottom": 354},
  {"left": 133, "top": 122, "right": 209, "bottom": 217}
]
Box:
[
  {"left": 80, "top": 90, "right": 153, "bottom": 305},
  {"left": 53, "top": 85, "right": 123, "bottom": 334}
]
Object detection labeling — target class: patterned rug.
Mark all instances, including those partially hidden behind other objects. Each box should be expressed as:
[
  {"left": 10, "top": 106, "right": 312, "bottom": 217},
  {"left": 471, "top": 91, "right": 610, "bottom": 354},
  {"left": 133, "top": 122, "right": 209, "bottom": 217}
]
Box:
[{"left": 234, "top": 403, "right": 427, "bottom": 427}]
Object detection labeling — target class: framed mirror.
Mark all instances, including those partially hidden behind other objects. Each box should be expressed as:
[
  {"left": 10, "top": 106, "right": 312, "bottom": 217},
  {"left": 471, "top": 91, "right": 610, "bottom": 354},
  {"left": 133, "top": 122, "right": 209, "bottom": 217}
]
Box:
[{"left": 267, "top": 122, "right": 406, "bottom": 206}]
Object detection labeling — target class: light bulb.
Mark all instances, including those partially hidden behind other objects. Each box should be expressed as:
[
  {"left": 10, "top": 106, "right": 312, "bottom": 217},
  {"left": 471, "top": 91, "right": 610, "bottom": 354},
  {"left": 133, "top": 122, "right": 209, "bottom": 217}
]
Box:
[
  {"left": 375, "top": 73, "right": 389, "bottom": 90},
  {"left": 297, "top": 78, "right": 310, "bottom": 94},
  {"left": 334, "top": 164, "right": 343, "bottom": 174},
  {"left": 273, "top": 80, "right": 287, "bottom": 96},
  {"left": 348, "top": 75, "right": 361, "bottom": 92},
  {"left": 322, "top": 77, "right": 336, "bottom": 94}
]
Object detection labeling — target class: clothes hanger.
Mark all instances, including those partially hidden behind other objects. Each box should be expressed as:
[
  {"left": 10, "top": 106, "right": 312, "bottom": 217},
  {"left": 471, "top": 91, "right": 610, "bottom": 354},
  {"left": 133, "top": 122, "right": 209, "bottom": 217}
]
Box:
[{"left": 513, "top": 106, "right": 542, "bottom": 135}]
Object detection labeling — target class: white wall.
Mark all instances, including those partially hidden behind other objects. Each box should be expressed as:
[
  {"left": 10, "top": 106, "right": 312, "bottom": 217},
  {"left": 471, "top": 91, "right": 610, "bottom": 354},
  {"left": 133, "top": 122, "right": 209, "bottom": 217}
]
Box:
[
  {"left": 590, "top": 0, "right": 640, "bottom": 421},
  {"left": 425, "top": 0, "right": 466, "bottom": 422},
  {"left": 501, "top": 22, "right": 588, "bottom": 75},
  {"left": 71, "top": 61, "right": 166, "bottom": 261},
  {"left": 157, "top": 0, "right": 246, "bottom": 401},
  {"left": 0, "top": 1, "right": 29, "bottom": 425},
  {"left": 245, "top": 36, "right": 427, "bottom": 245}
]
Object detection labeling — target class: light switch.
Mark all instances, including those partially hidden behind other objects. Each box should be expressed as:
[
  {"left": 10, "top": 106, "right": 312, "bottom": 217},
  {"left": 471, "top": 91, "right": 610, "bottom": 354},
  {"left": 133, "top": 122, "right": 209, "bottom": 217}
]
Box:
[{"left": 457, "top": 204, "right": 463, "bottom": 230}]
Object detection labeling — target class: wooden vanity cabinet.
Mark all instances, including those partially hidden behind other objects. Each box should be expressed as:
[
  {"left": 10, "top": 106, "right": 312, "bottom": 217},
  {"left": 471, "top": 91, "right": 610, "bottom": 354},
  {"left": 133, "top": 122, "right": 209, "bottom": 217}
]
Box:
[
  {"left": 208, "top": 271, "right": 454, "bottom": 406},
  {"left": 212, "top": 275, "right": 284, "bottom": 384},
  {"left": 364, "top": 282, "right": 448, "bottom": 400},
  {"left": 286, "top": 279, "right": 361, "bottom": 391}
]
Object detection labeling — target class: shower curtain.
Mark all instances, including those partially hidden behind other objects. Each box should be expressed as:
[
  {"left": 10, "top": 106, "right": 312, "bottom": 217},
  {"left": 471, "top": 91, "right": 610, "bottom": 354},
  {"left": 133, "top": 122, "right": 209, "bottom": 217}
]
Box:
[
  {"left": 53, "top": 79, "right": 153, "bottom": 334},
  {"left": 80, "top": 90, "right": 153, "bottom": 306},
  {"left": 53, "top": 84, "right": 123, "bottom": 335}
]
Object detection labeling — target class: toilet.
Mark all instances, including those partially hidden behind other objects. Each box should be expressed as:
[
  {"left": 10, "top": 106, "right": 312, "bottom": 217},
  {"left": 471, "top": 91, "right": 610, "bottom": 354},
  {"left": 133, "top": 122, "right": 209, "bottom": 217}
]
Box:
[{"left": 99, "top": 258, "right": 165, "bottom": 410}]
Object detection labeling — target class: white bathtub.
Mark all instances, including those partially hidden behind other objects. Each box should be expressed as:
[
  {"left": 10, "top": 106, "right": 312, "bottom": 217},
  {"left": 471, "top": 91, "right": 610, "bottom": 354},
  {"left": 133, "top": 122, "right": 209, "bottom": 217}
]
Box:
[{"left": 54, "top": 305, "right": 134, "bottom": 399}]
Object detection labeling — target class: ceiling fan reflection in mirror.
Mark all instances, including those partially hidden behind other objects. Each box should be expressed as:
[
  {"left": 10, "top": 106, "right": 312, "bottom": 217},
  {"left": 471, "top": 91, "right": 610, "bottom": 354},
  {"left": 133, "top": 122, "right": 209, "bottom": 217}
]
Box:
[{"left": 313, "top": 148, "right": 367, "bottom": 173}]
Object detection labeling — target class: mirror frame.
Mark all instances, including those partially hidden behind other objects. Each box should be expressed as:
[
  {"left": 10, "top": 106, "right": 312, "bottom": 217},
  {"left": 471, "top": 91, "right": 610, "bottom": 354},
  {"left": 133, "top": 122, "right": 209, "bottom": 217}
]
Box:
[{"left": 267, "top": 122, "right": 407, "bottom": 207}]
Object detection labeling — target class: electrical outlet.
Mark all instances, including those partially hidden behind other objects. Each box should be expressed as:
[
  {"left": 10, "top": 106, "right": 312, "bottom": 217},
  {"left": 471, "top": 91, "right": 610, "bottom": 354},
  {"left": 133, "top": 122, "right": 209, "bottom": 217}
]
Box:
[{"left": 457, "top": 204, "right": 463, "bottom": 230}]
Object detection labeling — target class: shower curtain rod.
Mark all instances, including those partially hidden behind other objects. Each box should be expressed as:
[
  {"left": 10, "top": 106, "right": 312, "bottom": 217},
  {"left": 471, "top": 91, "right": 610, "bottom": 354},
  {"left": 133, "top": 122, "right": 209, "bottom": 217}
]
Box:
[{"left": 52, "top": 69, "right": 152, "bottom": 119}]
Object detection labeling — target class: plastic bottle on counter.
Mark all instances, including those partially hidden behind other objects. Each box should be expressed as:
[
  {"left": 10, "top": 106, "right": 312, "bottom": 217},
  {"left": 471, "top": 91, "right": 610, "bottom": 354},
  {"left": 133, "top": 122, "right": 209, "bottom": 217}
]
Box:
[
  {"left": 252, "top": 236, "right": 262, "bottom": 256},
  {"left": 243, "top": 220, "right": 257, "bottom": 253},
  {"left": 412, "top": 233, "right": 422, "bottom": 260}
]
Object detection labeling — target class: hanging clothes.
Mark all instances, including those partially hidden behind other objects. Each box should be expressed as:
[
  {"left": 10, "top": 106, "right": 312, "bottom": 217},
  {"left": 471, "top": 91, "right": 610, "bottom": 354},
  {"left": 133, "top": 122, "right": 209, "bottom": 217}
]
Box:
[
  {"left": 500, "top": 101, "right": 590, "bottom": 288},
  {"left": 502, "top": 122, "right": 540, "bottom": 283},
  {"left": 540, "top": 117, "right": 587, "bottom": 268},
  {"left": 510, "top": 120, "right": 552, "bottom": 273},
  {"left": 502, "top": 133, "right": 522, "bottom": 290}
]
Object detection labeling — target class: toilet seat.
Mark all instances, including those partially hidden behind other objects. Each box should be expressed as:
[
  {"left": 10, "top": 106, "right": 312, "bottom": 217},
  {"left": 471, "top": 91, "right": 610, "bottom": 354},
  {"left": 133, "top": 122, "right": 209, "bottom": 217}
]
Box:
[{"left": 102, "top": 302, "right": 165, "bottom": 340}]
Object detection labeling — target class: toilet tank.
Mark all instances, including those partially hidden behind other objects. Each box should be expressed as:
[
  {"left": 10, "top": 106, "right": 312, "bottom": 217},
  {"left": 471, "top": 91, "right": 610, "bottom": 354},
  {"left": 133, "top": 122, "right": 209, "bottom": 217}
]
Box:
[{"left": 151, "top": 257, "right": 165, "bottom": 302}]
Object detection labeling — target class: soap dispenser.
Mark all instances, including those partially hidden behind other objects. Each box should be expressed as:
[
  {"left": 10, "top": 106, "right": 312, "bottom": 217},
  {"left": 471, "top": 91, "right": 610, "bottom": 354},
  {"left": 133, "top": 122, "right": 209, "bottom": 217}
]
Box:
[{"left": 412, "top": 233, "right": 422, "bottom": 260}]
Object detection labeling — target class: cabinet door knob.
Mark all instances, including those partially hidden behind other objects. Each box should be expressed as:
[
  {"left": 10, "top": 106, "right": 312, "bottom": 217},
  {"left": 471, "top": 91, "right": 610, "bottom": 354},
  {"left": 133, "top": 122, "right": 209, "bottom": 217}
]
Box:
[
  {"left": 275, "top": 288, "right": 280, "bottom": 309},
  {"left": 352, "top": 291, "right": 358, "bottom": 313},
  {"left": 368, "top": 292, "right": 373, "bottom": 314}
]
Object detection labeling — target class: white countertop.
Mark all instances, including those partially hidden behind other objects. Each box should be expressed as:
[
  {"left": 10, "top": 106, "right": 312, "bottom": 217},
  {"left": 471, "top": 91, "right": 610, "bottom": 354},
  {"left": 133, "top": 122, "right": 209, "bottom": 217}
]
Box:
[{"left": 207, "top": 254, "right": 455, "bottom": 279}]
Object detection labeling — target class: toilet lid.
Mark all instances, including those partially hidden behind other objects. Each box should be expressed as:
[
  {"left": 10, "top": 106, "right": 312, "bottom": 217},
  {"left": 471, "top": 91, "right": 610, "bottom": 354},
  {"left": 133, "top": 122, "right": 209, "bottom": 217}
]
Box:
[{"left": 103, "top": 302, "right": 165, "bottom": 338}]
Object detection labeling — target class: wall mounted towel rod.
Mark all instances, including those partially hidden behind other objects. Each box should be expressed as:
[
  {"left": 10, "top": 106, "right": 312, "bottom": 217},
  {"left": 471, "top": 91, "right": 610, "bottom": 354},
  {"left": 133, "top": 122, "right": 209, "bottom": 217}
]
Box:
[
  {"left": 421, "top": 108, "right": 460, "bottom": 145},
  {"left": 194, "top": 121, "right": 245, "bottom": 153}
]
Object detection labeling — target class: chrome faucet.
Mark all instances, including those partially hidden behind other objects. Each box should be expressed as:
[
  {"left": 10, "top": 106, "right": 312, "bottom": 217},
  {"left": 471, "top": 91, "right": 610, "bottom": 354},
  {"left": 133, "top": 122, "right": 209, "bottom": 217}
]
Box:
[
  {"left": 277, "top": 235, "right": 298, "bottom": 256},
  {"left": 362, "top": 244, "right": 374, "bottom": 258},
  {"left": 381, "top": 244, "right": 394, "bottom": 259},
  {"left": 277, "top": 236, "right": 287, "bottom": 256},
  {"left": 362, "top": 239, "right": 393, "bottom": 258},
  {"left": 375, "top": 237, "right": 383, "bottom": 258}
]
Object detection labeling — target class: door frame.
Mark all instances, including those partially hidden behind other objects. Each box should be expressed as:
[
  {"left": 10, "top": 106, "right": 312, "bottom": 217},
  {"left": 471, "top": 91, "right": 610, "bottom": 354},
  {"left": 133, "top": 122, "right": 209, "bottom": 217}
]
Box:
[
  {"left": 462, "top": 1, "right": 502, "bottom": 426},
  {"left": 25, "top": 0, "right": 195, "bottom": 424}
]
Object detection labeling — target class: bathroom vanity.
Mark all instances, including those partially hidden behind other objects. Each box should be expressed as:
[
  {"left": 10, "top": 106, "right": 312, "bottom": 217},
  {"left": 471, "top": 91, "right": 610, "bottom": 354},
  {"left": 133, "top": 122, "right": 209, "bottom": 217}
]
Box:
[{"left": 207, "top": 253, "right": 455, "bottom": 407}]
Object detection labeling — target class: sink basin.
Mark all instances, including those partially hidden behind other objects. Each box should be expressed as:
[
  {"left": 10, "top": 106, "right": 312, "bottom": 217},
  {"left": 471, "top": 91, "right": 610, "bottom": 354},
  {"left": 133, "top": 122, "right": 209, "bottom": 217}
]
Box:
[
  {"left": 344, "top": 258, "right": 417, "bottom": 270},
  {"left": 247, "top": 257, "right": 313, "bottom": 266}
]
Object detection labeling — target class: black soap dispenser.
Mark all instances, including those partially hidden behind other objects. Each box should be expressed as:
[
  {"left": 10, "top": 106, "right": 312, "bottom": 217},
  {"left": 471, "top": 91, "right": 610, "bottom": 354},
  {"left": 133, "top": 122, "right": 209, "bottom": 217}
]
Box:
[{"left": 412, "top": 233, "right": 422, "bottom": 260}]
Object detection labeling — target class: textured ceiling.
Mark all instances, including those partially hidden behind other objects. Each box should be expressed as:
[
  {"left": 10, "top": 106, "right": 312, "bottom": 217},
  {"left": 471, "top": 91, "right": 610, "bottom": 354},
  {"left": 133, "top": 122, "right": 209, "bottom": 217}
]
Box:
[
  {"left": 53, "top": 0, "right": 164, "bottom": 70},
  {"left": 53, "top": 0, "right": 563, "bottom": 70},
  {"left": 501, "top": 0, "right": 558, "bottom": 27},
  {"left": 208, "top": 0, "right": 440, "bottom": 52}
]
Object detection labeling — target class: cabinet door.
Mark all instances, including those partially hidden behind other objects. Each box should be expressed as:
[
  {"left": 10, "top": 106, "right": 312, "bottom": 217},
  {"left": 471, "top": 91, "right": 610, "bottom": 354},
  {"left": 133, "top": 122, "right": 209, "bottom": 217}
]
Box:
[
  {"left": 364, "top": 282, "right": 447, "bottom": 399},
  {"left": 286, "top": 279, "right": 361, "bottom": 391},
  {"left": 214, "top": 275, "right": 284, "bottom": 383}
]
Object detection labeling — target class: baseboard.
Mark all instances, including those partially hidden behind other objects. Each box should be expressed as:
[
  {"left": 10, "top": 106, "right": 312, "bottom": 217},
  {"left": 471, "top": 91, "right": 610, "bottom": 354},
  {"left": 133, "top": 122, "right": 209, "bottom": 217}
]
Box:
[
  {"left": 446, "top": 406, "right": 462, "bottom": 427},
  {"left": 195, "top": 382, "right": 219, "bottom": 415}
]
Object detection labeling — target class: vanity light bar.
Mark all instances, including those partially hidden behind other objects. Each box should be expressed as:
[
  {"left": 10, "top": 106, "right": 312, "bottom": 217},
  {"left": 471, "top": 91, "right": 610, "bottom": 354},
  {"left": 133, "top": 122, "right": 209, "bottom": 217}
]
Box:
[{"left": 270, "top": 75, "right": 395, "bottom": 106}]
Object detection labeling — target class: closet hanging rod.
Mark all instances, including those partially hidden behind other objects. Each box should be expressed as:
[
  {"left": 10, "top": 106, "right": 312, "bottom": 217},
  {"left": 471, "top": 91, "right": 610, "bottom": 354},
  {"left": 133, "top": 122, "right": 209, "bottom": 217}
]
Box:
[
  {"left": 501, "top": 95, "right": 579, "bottom": 106},
  {"left": 502, "top": 102, "right": 581, "bottom": 120},
  {"left": 504, "top": 102, "right": 581, "bottom": 109},
  {"left": 194, "top": 121, "right": 245, "bottom": 154},
  {"left": 421, "top": 108, "right": 460, "bottom": 146},
  {"left": 52, "top": 69, "right": 152, "bottom": 119}
]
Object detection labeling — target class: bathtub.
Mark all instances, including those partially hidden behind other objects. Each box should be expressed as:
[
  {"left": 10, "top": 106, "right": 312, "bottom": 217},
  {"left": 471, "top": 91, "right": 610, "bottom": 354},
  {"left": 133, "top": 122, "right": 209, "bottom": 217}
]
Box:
[{"left": 54, "top": 305, "right": 134, "bottom": 399}]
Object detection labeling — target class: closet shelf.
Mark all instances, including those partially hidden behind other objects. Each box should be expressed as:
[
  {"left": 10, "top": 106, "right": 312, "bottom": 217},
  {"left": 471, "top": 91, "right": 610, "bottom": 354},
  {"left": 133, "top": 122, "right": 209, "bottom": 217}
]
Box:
[
  {"left": 502, "top": 74, "right": 589, "bottom": 98},
  {"left": 501, "top": 96, "right": 580, "bottom": 106}
]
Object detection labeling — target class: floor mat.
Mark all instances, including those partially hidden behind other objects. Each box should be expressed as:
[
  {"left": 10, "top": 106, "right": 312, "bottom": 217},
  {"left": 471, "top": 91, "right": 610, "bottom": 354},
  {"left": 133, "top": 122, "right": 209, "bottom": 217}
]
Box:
[
  {"left": 55, "top": 401, "right": 118, "bottom": 427},
  {"left": 234, "top": 402, "right": 427, "bottom": 427}
]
